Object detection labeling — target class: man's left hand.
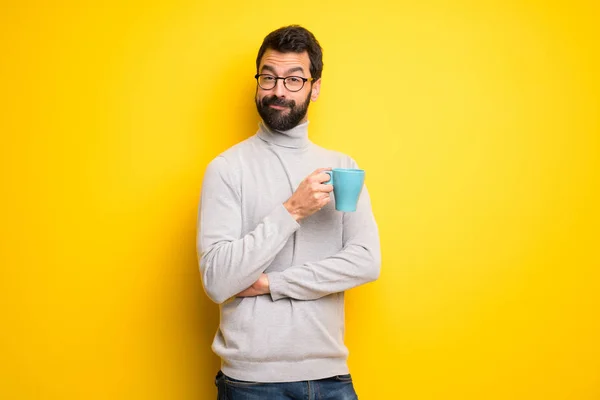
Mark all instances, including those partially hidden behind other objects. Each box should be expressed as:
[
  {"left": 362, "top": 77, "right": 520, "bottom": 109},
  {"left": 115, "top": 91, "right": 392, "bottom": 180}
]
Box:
[{"left": 236, "top": 273, "right": 270, "bottom": 297}]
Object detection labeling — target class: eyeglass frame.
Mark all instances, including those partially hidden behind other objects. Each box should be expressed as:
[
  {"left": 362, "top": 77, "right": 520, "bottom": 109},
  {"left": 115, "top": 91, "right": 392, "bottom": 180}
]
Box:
[{"left": 254, "top": 73, "right": 315, "bottom": 92}]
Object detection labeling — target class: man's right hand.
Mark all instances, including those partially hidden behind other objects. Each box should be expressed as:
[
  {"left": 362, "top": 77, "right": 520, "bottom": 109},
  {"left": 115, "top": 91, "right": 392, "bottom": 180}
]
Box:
[{"left": 283, "top": 168, "right": 333, "bottom": 222}]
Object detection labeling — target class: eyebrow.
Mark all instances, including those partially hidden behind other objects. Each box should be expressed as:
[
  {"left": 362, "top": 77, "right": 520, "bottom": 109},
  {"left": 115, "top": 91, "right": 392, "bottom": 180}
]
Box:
[{"left": 261, "top": 65, "right": 306, "bottom": 76}]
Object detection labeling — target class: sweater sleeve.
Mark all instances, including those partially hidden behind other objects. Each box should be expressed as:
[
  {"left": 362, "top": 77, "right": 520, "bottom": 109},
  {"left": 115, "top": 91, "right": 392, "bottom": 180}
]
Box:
[
  {"left": 197, "top": 156, "right": 300, "bottom": 304},
  {"left": 267, "top": 181, "right": 381, "bottom": 301}
]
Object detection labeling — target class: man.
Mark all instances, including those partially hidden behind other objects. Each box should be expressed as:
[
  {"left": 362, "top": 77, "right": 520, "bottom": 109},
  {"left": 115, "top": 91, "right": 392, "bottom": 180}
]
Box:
[{"left": 197, "top": 25, "right": 381, "bottom": 399}]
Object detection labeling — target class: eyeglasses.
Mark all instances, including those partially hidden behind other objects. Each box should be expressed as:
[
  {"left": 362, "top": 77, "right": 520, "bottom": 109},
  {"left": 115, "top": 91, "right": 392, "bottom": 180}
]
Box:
[{"left": 254, "top": 73, "right": 314, "bottom": 92}]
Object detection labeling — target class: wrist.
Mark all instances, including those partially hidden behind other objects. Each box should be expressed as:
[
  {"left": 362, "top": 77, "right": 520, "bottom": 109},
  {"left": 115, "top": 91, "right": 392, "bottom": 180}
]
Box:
[
  {"left": 283, "top": 200, "right": 303, "bottom": 222},
  {"left": 260, "top": 273, "right": 270, "bottom": 294}
]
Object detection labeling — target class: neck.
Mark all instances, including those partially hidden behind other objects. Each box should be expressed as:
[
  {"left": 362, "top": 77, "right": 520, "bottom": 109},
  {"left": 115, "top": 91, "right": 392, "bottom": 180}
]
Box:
[{"left": 257, "top": 120, "right": 310, "bottom": 149}]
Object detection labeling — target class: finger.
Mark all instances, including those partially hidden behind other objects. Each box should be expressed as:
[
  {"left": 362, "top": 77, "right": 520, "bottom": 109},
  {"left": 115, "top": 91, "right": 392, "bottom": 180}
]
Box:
[
  {"left": 312, "top": 167, "right": 332, "bottom": 176},
  {"left": 315, "top": 172, "right": 333, "bottom": 184},
  {"left": 314, "top": 192, "right": 331, "bottom": 201},
  {"left": 315, "top": 183, "right": 334, "bottom": 193},
  {"left": 319, "top": 196, "right": 331, "bottom": 208},
  {"left": 312, "top": 192, "right": 325, "bottom": 201}
]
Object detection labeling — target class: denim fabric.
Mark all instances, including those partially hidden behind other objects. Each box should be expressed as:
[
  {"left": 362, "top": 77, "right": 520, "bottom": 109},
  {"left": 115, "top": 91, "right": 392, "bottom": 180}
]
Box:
[{"left": 215, "top": 370, "right": 358, "bottom": 400}]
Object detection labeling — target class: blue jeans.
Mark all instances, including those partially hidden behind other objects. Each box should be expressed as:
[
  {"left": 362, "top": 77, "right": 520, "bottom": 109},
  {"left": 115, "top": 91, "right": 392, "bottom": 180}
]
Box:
[{"left": 215, "top": 370, "right": 359, "bottom": 400}]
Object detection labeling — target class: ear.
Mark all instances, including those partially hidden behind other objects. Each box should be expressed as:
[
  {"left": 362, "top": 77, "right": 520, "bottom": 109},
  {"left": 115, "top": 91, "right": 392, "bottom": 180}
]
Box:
[{"left": 310, "top": 78, "right": 321, "bottom": 101}]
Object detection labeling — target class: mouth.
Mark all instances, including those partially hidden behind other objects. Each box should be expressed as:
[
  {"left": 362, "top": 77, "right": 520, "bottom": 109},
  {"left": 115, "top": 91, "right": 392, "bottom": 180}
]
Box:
[{"left": 269, "top": 105, "right": 289, "bottom": 110}]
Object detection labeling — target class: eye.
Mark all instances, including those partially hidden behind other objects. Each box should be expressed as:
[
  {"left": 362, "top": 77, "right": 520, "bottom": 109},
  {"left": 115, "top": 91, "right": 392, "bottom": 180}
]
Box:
[
  {"left": 262, "top": 75, "right": 275, "bottom": 81},
  {"left": 287, "top": 77, "right": 302, "bottom": 83}
]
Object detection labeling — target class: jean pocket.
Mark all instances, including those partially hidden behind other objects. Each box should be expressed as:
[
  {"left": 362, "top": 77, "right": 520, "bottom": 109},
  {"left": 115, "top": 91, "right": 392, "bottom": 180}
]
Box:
[
  {"left": 215, "top": 371, "right": 224, "bottom": 387},
  {"left": 334, "top": 374, "right": 353, "bottom": 382}
]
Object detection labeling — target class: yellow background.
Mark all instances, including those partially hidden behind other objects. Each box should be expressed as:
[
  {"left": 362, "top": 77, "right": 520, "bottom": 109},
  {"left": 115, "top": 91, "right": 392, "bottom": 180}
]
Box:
[{"left": 1, "top": 1, "right": 599, "bottom": 399}]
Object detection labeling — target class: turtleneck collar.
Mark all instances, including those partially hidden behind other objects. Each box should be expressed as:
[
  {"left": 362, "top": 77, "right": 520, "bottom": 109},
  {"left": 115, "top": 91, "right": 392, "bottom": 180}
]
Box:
[{"left": 256, "top": 120, "right": 311, "bottom": 149}]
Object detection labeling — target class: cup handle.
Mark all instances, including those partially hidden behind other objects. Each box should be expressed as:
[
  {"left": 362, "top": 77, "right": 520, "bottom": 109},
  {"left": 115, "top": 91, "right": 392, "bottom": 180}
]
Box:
[{"left": 324, "top": 170, "right": 333, "bottom": 185}]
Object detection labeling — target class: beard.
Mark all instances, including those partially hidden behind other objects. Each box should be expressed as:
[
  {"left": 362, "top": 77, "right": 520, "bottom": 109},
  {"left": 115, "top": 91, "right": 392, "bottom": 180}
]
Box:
[{"left": 256, "top": 91, "right": 311, "bottom": 131}]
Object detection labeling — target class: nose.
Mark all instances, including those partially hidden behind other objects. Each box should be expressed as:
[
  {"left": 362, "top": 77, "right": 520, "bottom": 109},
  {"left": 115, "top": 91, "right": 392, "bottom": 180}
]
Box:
[{"left": 273, "top": 78, "right": 286, "bottom": 97}]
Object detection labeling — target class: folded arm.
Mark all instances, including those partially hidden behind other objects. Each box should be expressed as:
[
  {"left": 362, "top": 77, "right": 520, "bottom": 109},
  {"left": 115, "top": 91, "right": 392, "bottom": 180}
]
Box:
[
  {"left": 267, "top": 185, "right": 381, "bottom": 301},
  {"left": 197, "top": 157, "right": 299, "bottom": 304}
]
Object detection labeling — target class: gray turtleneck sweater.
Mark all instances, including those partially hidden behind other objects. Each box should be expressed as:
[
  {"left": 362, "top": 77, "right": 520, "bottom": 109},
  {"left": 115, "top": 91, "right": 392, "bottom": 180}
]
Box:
[{"left": 197, "top": 121, "right": 381, "bottom": 383}]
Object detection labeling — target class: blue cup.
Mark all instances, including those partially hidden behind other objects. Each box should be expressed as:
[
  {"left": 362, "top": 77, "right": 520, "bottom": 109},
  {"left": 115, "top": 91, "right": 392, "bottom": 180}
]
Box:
[{"left": 324, "top": 168, "right": 365, "bottom": 212}]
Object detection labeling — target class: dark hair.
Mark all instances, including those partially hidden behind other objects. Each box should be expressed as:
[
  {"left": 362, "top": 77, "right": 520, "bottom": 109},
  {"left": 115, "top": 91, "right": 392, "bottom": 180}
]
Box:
[{"left": 256, "top": 25, "right": 324, "bottom": 81}]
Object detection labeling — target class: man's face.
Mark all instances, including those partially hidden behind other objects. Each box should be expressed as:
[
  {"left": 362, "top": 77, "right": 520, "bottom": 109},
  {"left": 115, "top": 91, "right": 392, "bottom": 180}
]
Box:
[{"left": 255, "top": 49, "right": 321, "bottom": 131}]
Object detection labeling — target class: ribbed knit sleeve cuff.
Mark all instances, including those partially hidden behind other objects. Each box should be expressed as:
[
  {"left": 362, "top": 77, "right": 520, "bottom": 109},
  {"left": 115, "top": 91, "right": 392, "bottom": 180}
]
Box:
[
  {"left": 267, "top": 203, "right": 300, "bottom": 238},
  {"left": 267, "top": 271, "right": 287, "bottom": 301}
]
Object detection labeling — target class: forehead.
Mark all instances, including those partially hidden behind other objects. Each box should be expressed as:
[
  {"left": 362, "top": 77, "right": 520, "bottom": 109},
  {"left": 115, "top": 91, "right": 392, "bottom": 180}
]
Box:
[{"left": 259, "top": 49, "right": 311, "bottom": 75}]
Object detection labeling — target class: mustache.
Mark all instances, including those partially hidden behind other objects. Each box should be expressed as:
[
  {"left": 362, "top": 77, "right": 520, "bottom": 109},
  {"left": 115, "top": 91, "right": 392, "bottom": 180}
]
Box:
[{"left": 261, "top": 95, "right": 296, "bottom": 108}]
